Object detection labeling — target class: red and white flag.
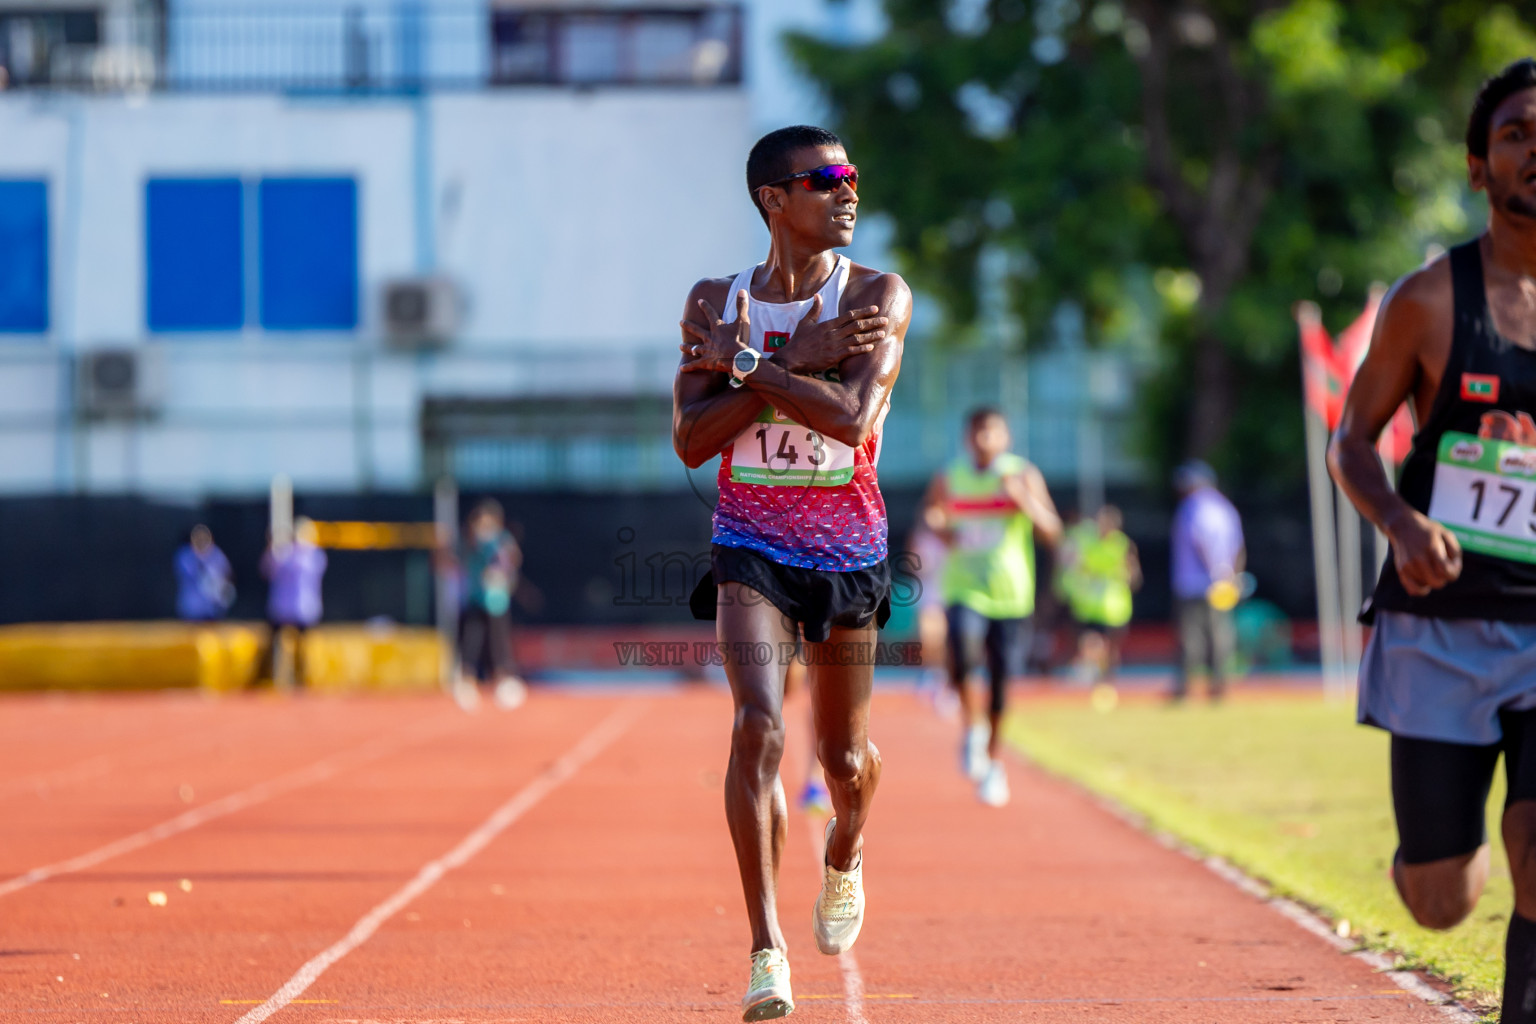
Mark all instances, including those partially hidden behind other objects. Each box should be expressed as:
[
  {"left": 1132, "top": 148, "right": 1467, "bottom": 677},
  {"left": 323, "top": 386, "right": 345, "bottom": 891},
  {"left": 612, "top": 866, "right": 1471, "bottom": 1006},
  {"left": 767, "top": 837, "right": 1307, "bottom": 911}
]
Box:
[{"left": 1295, "top": 288, "right": 1414, "bottom": 465}]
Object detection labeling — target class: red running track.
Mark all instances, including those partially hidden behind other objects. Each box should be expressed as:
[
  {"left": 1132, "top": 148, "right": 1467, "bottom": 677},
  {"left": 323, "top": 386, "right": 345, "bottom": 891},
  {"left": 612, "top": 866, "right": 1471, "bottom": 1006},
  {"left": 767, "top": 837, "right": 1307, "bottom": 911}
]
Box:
[{"left": 0, "top": 688, "right": 1454, "bottom": 1023}]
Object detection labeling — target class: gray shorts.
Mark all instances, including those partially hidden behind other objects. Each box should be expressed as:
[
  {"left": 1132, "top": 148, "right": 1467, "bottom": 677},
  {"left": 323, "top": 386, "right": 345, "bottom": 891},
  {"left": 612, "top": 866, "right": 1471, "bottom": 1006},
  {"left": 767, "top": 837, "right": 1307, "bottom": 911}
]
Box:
[{"left": 1358, "top": 610, "right": 1536, "bottom": 745}]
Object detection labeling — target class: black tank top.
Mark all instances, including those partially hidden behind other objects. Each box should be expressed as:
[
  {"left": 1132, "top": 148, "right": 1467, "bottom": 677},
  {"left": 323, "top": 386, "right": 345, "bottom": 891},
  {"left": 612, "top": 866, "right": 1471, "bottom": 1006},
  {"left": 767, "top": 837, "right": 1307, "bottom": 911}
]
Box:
[{"left": 1368, "top": 239, "right": 1536, "bottom": 622}]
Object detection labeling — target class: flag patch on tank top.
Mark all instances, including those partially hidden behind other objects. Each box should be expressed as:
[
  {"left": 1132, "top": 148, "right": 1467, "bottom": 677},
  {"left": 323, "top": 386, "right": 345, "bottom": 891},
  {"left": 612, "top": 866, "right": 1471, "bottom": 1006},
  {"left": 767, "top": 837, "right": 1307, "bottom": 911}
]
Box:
[
  {"left": 1462, "top": 373, "right": 1500, "bottom": 402},
  {"left": 765, "top": 331, "right": 789, "bottom": 351}
]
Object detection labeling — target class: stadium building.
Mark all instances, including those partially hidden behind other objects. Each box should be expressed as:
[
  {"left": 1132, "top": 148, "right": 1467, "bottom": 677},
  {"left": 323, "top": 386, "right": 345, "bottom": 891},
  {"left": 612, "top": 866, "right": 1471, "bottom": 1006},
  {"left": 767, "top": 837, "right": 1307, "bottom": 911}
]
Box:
[{"left": 0, "top": 0, "right": 1159, "bottom": 626}]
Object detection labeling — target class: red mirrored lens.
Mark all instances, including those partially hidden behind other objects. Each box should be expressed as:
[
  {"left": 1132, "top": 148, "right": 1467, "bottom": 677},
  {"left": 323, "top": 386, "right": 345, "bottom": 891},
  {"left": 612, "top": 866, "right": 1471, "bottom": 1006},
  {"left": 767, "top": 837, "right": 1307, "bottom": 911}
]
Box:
[{"left": 800, "top": 165, "right": 858, "bottom": 192}]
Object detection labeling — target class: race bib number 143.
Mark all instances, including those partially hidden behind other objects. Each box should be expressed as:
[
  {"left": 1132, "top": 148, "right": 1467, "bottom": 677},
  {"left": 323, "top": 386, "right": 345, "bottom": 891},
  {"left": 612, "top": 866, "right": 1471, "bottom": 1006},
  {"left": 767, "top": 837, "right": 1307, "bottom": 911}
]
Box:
[
  {"left": 729, "top": 407, "right": 856, "bottom": 487},
  {"left": 1428, "top": 430, "right": 1536, "bottom": 564}
]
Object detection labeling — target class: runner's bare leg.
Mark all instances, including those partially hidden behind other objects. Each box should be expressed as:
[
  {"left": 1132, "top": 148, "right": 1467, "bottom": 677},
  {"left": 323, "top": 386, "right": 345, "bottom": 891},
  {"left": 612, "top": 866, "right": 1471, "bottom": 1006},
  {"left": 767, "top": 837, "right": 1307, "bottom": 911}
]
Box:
[
  {"left": 719, "top": 581, "right": 797, "bottom": 952},
  {"left": 809, "top": 622, "right": 882, "bottom": 871}
]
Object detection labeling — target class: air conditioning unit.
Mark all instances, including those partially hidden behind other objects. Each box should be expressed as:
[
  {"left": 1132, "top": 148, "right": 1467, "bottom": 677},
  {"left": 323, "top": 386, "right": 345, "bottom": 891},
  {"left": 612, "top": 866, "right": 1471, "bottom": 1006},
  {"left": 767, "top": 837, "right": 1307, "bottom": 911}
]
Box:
[
  {"left": 381, "top": 277, "right": 460, "bottom": 349},
  {"left": 77, "top": 348, "right": 164, "bottom": 419}
]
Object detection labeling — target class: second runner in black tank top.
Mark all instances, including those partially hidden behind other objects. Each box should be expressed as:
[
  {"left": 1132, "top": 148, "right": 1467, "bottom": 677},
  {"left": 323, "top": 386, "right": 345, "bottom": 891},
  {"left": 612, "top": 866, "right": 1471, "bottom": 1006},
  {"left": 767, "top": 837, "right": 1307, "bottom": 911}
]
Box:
[{"left": 1368, "top": 240, "right": 1536, "bottom": 621}]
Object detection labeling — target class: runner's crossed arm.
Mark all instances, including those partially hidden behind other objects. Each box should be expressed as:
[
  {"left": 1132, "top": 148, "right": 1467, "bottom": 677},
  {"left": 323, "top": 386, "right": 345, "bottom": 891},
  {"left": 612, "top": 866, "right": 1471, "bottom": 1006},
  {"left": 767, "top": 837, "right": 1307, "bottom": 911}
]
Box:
[
  {"left": 1327, "top": 261, "right": 1463, "bottom": 596},
  {"left": 672, "top": 274, "right": 911, "bottom": 465}
]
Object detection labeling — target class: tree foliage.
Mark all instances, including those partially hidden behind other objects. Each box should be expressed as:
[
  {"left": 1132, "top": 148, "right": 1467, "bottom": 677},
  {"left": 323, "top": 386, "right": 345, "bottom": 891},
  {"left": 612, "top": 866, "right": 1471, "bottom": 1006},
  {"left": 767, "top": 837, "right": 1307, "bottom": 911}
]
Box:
[{"left": 789, "top": 0, "right": 1536, "bottom": 485}]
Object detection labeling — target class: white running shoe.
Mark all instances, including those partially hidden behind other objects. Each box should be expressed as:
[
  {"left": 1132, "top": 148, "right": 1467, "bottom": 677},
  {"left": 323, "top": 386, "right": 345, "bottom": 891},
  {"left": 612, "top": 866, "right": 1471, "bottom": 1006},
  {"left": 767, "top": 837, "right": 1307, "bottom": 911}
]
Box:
[
  {"left": 814, "top": 817, "right": 865, "bottom": 955},
  {"left": 452, "top": 678, "right": 482, "bottom": 713},
  {"left": 742, "top": 947, "right": 794, "bottom": 1021},
  {"left": 492, "top": 676, "right": 528, "bottom": 710},
  {"left": 962, "top": 724, "right": 990, "bottom": 782},
  {"left": 978, "top": 760, "right": 1010, "bottom": 807}
]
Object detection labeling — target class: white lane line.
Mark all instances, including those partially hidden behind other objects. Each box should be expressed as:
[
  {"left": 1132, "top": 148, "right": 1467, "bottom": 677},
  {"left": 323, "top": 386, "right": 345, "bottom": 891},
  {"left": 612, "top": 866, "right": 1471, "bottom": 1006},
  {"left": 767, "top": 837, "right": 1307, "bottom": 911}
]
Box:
[
  {"left": 0, "top": 753, "right": 114, "bottom": 797},
  {"left": 232, "top": 702, "right": 644, "bottom": 1024},
  {"left": 0, "top": 713, "right": 462, "bottom": 900},
  {"left": 805, "top": 810, "right": 868, "bottom": 1024},
  {"left": 1202, "top": 857, "right": 1476, "bottom": 1023},
  {"left": 836, "top": 949, "right": 868, "bottom": 1024},
  {"left": 1021, "top": 755, "right": 1480, "bottom": 1023},
  {"left": 0, "top": 725, "right": 252, "bottom": 801}
]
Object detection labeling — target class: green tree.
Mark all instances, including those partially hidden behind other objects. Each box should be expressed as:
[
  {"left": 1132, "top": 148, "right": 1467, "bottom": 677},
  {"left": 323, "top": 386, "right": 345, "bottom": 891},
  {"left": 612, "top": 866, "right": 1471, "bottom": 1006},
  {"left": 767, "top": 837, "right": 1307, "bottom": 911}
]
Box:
[{"left": 790, "top": 0, "right": 1536, "bottom": 484}]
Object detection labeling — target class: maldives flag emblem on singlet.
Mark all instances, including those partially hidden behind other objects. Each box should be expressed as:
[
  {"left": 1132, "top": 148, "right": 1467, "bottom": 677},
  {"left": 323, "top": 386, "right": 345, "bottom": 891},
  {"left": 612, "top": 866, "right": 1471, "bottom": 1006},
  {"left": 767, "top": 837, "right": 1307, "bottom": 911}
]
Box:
[
  {"left": 765, "top": 331, "right": 789, "bottom": 352},
  {"left": 1462, "top": 373, "right": 1500, "bottom": 402}
]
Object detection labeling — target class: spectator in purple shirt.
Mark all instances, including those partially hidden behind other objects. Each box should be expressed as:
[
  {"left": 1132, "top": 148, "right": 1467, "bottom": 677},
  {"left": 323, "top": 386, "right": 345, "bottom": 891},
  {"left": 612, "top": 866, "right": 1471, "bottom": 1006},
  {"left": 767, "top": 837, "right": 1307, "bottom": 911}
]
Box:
[
  {"left": 175, "top": 524, "right": 234, "bottom": 622},
  {"left": 262, "top": 516, "right": 327, "bottom": 689},
  {"left": 1170, "top": 461, "right": 1245, "bottom": 702}
]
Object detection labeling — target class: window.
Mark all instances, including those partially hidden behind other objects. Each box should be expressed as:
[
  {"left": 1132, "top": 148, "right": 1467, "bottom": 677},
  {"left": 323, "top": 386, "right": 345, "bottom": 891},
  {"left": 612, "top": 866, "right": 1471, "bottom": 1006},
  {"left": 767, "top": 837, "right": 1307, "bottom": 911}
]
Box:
[
  {"left": 146, "top": 178, "right": 243, "bottom": 332},
  {"left": 489, "top": 7, "right": 742, "bottom": 86},
  {"left": 144, "top": 175, "right": 360, "bottom": 334},
  {"left": 0, "top": 180, "right": 48, "bottom": 333},
  {"left": 259, "top": 177, "right": 358, "bottom": 331}
]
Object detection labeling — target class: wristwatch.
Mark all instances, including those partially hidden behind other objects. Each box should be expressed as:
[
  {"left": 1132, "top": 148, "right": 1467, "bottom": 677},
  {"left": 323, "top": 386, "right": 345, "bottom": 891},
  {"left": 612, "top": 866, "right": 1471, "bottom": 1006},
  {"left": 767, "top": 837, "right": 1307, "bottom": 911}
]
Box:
[{"left": 729, "top": 347, "right": 761, "bottom": 389}]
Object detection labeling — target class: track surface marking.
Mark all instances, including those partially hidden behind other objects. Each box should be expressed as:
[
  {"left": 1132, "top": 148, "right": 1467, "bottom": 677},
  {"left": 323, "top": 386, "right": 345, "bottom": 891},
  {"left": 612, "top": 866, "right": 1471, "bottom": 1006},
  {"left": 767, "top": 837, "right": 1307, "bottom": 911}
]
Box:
[
  {"left": 804, "top": 800, "right": 867, "bottom": 1024},
  {"left": 234, "top": 704, "right": 642, "bottom": 1024},
  {"left": 0, "top": 713, "right": 460, "bottom": 899},
  {"left": 0, "top": 688, "right": 1456, "bottom": 1022}
]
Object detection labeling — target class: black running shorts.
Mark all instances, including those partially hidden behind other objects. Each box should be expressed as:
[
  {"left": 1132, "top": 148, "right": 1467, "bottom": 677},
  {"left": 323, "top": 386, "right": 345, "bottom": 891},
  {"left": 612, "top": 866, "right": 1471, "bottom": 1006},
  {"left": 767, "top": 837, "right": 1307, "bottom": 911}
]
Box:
[
  {"left": 1393, "top": 707, "right": 1536, "bottom": 864},
  {"left": 689, "top": 544, "right": 891, "bottom": 644}
]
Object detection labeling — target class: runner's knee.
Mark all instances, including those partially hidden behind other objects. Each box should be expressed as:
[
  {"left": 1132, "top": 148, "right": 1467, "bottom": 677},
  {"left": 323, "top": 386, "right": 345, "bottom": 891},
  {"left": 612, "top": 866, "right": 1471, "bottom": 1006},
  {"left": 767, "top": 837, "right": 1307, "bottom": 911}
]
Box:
[
  {"left": 732, "top": 704, "right": 785, "bottom": 764},
  {"left": 1395, "top": 851, "right": 1485, "bottom": 930},
  {"left": 816, "top": 738, "right": 867, "bottom": 786}
]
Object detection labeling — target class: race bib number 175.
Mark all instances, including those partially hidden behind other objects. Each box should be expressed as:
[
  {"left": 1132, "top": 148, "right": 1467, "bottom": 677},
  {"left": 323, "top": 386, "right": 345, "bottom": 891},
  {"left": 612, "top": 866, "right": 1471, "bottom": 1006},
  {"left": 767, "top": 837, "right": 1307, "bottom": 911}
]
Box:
[{"left": 1428, "top": 430, "right": 1536, "bottom": 564}]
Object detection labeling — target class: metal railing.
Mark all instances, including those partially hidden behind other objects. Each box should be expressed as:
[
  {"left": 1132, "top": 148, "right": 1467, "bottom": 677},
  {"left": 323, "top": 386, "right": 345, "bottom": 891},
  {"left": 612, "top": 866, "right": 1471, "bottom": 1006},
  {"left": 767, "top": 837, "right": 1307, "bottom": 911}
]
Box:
[
  {"left": 0, "top": 5, "right": 744, "bottom": 93},
  {"left": 0, "top": 339, "right": 1148, "bottom": 496}
]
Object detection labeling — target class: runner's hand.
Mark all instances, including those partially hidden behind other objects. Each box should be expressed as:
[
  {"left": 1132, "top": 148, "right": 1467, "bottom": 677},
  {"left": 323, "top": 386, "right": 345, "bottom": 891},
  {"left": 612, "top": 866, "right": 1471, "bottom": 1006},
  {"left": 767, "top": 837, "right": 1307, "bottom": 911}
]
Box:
[
  {"left": 1387, "top": 509, "right": 1463, "bottom": 596},
  {"left": 1003, "top": 473, "right": 1047, "bottom": 521},
  {"left": 922, "top": 504, "right": 955, "bottom": 546},
  {"left": 775, "top": 296, "right": 889, "bottom": 375},
  {"left": 678, "top": 290, "right": 752, "bottom": 374}
]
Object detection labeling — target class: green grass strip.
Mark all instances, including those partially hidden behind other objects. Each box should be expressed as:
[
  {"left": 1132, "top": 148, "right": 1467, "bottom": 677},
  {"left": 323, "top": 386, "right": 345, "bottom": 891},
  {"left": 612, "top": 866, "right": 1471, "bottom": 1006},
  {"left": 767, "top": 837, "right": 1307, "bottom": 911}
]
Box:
[{"left": 1004, "top": 694, "right": 1508, "bottom": 1008}]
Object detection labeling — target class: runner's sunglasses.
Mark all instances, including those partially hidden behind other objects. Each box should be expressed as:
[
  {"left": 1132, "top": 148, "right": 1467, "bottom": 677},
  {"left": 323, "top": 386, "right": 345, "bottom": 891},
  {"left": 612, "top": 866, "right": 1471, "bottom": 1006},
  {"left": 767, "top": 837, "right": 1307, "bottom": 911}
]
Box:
[{"left": 766, "top": 164, "right": 859, "bottom": 193}]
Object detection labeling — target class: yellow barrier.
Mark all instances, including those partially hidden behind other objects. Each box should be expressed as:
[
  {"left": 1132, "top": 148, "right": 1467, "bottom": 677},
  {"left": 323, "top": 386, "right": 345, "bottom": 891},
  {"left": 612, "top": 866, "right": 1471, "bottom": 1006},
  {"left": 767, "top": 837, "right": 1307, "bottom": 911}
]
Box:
[
  {"left": 0, "top": 622, "right": 267, "bottom": 693},
  {"left": 0, "top": 622, "right": 444, "bottom": 694},
  {"left": 300, "top": 626, "right": 445, "bottom": 694}
]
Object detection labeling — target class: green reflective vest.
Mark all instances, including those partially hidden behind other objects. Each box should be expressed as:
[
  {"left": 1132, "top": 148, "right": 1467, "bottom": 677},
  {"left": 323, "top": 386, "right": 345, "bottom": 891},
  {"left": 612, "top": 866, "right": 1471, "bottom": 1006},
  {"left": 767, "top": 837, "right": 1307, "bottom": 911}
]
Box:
[
  {"left": 1069, "top": 529, "right": 1134, "bottom": 628},
  {"left": 940, "top": 453, "right": 1035, "bottom": 619}
]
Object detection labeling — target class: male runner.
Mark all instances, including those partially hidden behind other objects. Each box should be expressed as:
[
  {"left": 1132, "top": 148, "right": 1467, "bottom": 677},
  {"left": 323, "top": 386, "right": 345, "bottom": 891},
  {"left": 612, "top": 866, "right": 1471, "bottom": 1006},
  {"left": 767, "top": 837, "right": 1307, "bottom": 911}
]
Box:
[
  {"left": 673, "top": 125, "right": 911, "bottom": 1021},
  {"left": 1330, "top": 59, "right": 1536, "bottom": 1023},
  {"left": 1066, "top": 505, "right": 1140, "bottom": 683},
  {"left": 921, "top": 408, "right": 1061, "bottom": 807}
]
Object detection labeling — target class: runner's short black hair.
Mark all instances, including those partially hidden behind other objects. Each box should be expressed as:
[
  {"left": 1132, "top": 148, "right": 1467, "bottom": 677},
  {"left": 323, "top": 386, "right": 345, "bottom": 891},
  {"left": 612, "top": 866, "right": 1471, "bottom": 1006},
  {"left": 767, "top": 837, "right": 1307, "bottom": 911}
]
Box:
[
  {"left": 1467, "top": 58, "right": 1536, "bottom": 159},
  {"left": 746, "top": 125, "right": 844, "bottom": 224},
  {"left": 967, "top": 406, "right": 1005, "bottom": 431}
]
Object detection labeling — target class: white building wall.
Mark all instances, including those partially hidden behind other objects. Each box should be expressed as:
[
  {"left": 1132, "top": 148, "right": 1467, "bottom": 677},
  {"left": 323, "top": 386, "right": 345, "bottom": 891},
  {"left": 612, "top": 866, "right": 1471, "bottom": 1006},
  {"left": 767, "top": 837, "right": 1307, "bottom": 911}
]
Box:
[
  {"left": 0, "top": 87, "right": 758, "bottom": 495},
  {"left": 0, "top": 0, "right": 909, "bottom": 497}
]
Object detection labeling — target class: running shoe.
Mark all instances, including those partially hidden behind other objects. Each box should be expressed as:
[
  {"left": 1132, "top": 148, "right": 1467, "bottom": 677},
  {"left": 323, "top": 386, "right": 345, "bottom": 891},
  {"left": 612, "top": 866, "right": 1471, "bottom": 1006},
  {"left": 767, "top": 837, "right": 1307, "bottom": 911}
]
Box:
[
  {"left": 814, "top": 817, "right": 865, "bottom": 955},
  {"left": 797, "top": 779, "right": 831, "bottom": 815},
  {"left": 452, "top": 678, "right": 482, "bottom": 713},
  {"left": 978, "top": 760, "right": 1010, "bottom": 807},
  {"left": 742, "top": 947, "right": 794, "bottom": 1021},
  {"left": 962, "top": 724, "right": 989, "bottom": 782},
  {"left": 493, "top": 676, "right": 528, "bottom": 710}
]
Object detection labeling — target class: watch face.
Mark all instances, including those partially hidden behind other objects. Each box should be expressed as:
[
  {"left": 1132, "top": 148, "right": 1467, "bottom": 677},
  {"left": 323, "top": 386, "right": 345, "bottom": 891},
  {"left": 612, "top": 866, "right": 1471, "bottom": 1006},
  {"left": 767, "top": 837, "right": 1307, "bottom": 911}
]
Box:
[{"left": 734, "top": 348, "right": 757, "bottom": 373}]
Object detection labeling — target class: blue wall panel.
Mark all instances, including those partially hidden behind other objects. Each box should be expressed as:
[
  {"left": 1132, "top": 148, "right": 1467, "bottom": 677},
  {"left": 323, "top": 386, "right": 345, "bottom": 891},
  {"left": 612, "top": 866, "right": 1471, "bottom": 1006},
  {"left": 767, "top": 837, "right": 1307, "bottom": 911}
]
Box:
[
  {"left": 146, "top": 178, "right": 244, "bottom": 332},
  {"left": 258, "top": 178, "right": 358, "bottom": 331},
  {"left": 0, "top": 180, "right": 49, "bottom": 333}
]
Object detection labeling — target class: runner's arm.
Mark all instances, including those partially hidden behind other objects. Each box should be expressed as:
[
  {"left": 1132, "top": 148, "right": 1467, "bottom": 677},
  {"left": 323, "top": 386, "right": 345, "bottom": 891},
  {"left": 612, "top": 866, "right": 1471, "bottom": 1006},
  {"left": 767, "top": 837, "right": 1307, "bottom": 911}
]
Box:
[
  {"left": 739, "top": 274, "right": 912, "bottom": 447},
  {"left": 1005, "top": 464, "right": 1062, "bottom": 546},
  {"left": 920, "top": 473, "right": 954, "bottom": 544},
  {"left": 1327, "top": 268, "right": 1463, "bottom": 595},
  {"left": 673, "top": 280, "right": 768, "bottom": 469}
]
